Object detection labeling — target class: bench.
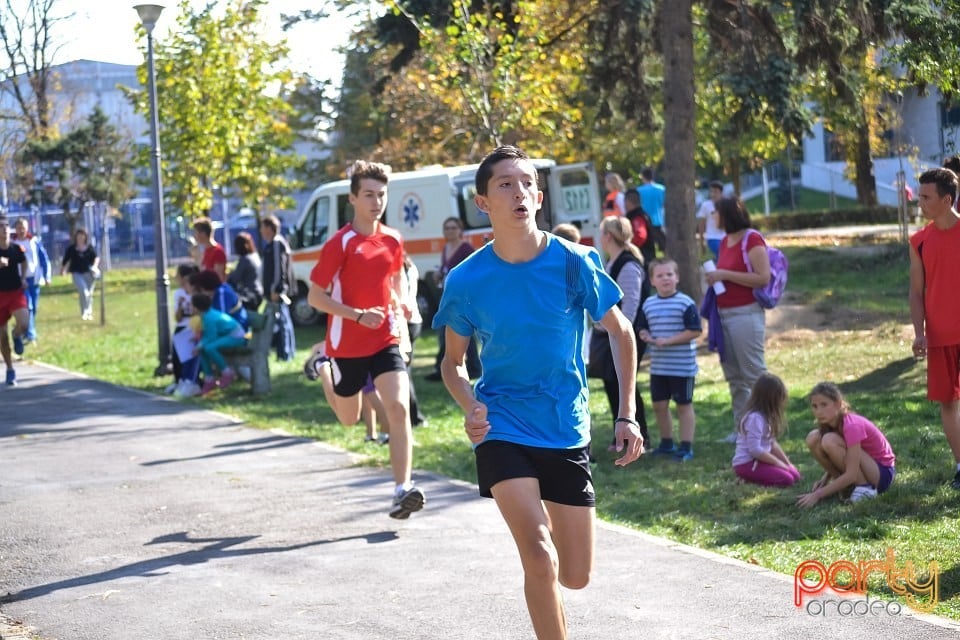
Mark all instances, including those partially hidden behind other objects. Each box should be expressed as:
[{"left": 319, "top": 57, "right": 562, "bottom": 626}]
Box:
[{"left": 222, "top": 304, "right": 276, "bottom": 396}]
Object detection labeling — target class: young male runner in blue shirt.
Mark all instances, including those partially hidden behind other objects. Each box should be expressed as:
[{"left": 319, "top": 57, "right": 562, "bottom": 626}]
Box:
[{"left": 433, "top": 146, "right": 643, "bottom": 639}]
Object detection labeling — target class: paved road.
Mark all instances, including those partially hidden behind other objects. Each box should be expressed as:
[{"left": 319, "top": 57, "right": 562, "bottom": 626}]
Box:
[{"left": 1, "top": 363, "right": 958, "bottom": 639}]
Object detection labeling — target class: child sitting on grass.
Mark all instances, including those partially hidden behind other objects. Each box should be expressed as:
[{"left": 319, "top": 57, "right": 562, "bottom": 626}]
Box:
[
  {"left": 731, "top": 372, "right": 800, "bottom": 487},
  {"left": 797, "top": 381, "right": 896, "bottom": 507},
  {"left": 191, "top": 292, "right": 247, "bottom": 396}
]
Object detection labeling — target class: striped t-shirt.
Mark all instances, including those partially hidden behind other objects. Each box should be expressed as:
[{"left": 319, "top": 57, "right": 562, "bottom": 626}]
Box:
[{"left": 639, "top": 292, "right": 701, "bottom": 377}]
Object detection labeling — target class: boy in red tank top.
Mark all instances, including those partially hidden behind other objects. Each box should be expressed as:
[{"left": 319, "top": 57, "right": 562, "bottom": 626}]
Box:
[
  {"left": 306, "top": 160, "right": 424, "bottom": 519},
  {"left": 910, "top": 167, "right": 960, "bottom": 489}
]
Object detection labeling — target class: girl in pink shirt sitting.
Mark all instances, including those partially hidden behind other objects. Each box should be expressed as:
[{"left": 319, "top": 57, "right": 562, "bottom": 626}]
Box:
[{"left": 797, "top": 382, "right": 897, "bottom": 507}]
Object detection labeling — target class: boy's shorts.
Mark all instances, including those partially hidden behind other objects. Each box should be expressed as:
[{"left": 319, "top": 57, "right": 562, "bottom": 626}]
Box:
[
  {"left": 329, "top": 345, "right": 406, "bottom": 396},
  {"left": 0, "top": 289, "right": 27, "bottom": 325},
  {"left": 474, "top": 439, "right": 595, "bottom": 507},
  {"left": 926, "top": 344, "right": 960, "bottom": 403},
  {"left": 650, "top": 374, "right": 695, "bottom": 404}
]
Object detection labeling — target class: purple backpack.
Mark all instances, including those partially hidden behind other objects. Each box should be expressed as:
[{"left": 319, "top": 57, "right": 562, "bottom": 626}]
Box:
[{"left": 740, "top": 229, "right": 788, "bottom": 309}]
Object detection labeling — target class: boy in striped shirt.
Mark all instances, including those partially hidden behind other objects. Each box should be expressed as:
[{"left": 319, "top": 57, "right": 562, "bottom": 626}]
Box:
[{"left": 639, "top": 258, "right": 703, "bottom": 461}]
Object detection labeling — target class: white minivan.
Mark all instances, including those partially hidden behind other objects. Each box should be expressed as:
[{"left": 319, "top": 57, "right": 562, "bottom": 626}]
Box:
[{"left": 287, "top": 160, "right": 603, "bottom": 325}]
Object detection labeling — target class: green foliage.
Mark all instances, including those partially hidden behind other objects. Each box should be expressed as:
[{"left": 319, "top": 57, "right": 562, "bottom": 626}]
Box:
[
  {"left": 335, "top": 1, "right": 594, "bottom": 166},
  {"left": 18, "top": 106, "right": 135, "bottom": 233},
  {"left": 890, "top": 0, "right": 960, "bottom": 97},
  {"left": 698, "top": 1, "right": 811, "bottom": 182},
  {"left": 751, "top": 206, "right": 900, "bottom": 231},
  {"left": 285, "top": 74, "right": 336, "bottom": 183},
  {"left": 126, "top": 0, "right": 304, "bottom": 217}
]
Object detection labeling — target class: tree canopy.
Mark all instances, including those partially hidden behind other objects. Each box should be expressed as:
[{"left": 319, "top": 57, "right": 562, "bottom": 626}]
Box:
[
  {"left": 19, "top": 105, "right": 135, "bottom": 234},
  {"left": 126, "top": 0, "right": 303, "bottom": 218}
]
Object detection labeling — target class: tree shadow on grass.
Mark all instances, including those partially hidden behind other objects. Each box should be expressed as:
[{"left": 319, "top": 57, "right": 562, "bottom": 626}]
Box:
[{"left": 840, "top": 356, "right": 918, "bottom": 396}]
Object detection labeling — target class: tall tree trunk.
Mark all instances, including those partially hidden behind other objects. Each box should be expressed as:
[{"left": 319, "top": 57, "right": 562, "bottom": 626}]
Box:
[
  {"left": 660, "top": 1, "right": 700, "bottom": 301},
  {"left": 854, "top": 109, "right": 877, "bottom": 206}
]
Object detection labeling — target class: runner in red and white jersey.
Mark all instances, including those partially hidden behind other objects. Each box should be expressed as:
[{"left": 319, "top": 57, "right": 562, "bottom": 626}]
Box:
[{"left": 306, "top": 160, "right": 425, "bottom": 520}]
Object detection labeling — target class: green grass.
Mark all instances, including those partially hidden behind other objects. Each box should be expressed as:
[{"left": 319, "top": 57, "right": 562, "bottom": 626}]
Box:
[
  {"left": 21, "top": 243, "right": 960, "bottom": 619},
  {"left": 744, "top": 187, "right": 859, "bottom": 215}
]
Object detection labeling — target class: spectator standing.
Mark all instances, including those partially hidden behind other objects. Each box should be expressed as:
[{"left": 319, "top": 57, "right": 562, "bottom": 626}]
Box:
[
  {"left": 704, "top": 198, "right": 771, "bottom": 442},
  {"left": 402, "top": 253, "right": 427, "bottom": 426},
  {"left": 11, "top": 217, "right": 50, "bottom": 343},
  {"left": 624, "top": 189, "right": 656, "bottom": 265},
  {"left": 603, "top": 172, "right": 627, "bottom": 217},
  {"left": 60, "top": 227, "right": 99, "bottom": 321},
  {"left": 696, "top": 180, "right": 725, "bottom": 260},
  {"left": 639, "top": 258, "right": 702, "bottom": 461},
  {"left": 192, "top": 217, "right": 227, "bottom": 282},
  {"left": 638, "top": 167, "right": 667, "bottom": 254},
  {"left": 260, "top": 214, "right": 296, "bottom": 361},
  {"left": 227, "top": 231, "right": 263, "bottom": 311},
  {"left": 595, "top": 215, "right": 651, "bottom": 452},
  {"left": 909, "top": 167, "right": 960, "bottom": 488},
  {"left": 426, "top": 216, "right": 480, "bottom": 382}
]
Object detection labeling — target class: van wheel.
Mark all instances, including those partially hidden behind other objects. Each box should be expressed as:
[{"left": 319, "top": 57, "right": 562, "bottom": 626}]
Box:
[{"left": 291, "top": 294, "right": 321, "bottom": 326}]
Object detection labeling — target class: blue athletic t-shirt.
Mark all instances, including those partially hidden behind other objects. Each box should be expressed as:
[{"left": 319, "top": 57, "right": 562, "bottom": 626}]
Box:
[{"left": 432, "top": 234, "right": 622, "bottom": 449}]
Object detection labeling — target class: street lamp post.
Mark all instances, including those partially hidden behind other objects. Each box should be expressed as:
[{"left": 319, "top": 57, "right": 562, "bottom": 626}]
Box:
[{"left": 135, "top": 4, "right": 171, "bottom": 377}]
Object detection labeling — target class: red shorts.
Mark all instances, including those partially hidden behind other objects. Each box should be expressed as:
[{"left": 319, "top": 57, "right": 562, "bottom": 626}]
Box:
[
  {"left": 0, "top": 288, "right": 27, "bottom": 324},
  {"left": 927, "top": 344, "right": 960, "bottom": 403}
]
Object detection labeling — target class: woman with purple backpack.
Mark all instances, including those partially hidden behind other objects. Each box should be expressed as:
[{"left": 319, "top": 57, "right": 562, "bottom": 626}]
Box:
[{"left": 705, "top": 197, "right": 772, "bottom": 442}]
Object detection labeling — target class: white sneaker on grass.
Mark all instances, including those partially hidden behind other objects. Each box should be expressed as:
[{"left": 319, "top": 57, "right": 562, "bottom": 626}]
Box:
[{"left": 849, "top": 485, "right": 878, "bottom": 503}]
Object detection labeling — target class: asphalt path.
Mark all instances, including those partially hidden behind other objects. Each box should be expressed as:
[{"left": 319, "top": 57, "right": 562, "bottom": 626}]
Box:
[{"left": 1, "top": 362, "right": 958, "bottom": 639}]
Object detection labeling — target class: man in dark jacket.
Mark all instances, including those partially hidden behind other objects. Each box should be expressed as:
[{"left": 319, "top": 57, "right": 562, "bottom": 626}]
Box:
[{"left": 260, "top": 215, "right": 296, "bottom": 361}]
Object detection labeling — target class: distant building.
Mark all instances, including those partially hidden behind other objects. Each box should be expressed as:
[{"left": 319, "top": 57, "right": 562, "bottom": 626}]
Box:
[{"left": 801, "top": 85, "right": 959, "bottom": 206}]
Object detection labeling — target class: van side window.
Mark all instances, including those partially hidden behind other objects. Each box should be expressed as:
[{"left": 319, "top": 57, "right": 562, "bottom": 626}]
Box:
[
  {"left": 293, "top": 196, "right": 331, "bottom": 249},
  {"left": 337, "top": 194, "right": 355, "bottom": 228},
  {"left": 556, "top": 169, "right": 592, "bottom": 221}
]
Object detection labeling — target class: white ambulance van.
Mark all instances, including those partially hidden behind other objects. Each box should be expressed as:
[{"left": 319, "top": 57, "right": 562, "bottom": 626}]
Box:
[{"left": 288, "top": 160, "right": 603, "bottom": 325}]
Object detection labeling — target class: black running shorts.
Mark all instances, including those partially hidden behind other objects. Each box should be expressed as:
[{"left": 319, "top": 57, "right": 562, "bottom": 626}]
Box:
[
  {"left": 474, "top": 439, "right": 595, "bottom": 507},
  {"left": 329, "top": 345, "right": 406, "bottom": 397}
]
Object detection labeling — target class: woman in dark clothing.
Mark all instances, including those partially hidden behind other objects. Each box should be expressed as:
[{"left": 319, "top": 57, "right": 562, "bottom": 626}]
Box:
[
  {"left": 60, "top": 228, "right": 99, "bottom": 320},
  {"left": 426, "top": 217, "right": 480, "bottom": 381},
  {"left": 227, "top": 232, "right": 263, "bottom": 311}
]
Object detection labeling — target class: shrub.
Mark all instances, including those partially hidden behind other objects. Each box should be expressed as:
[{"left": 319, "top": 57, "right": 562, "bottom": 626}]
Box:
[{"left": 752, "top": 206, "right": 901, "bottom": 231}]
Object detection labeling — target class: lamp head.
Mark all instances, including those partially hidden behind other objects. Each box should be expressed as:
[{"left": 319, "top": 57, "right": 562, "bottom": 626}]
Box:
[{"left": 134, "top": 4, "right": 165, "bottom": 34}]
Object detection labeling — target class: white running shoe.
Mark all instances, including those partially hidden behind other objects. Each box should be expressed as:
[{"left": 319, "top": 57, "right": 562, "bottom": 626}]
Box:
[{"left": 849, "top": 485, "right": 878, "bottom": 503}]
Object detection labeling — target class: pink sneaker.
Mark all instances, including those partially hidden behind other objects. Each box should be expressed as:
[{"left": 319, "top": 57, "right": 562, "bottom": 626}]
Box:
[
  {"left": 219, "top": 368, "right": 236, "bottom": 390},
  {"left": 200, "top": 379, "right": 218, "bottom": 396}
]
